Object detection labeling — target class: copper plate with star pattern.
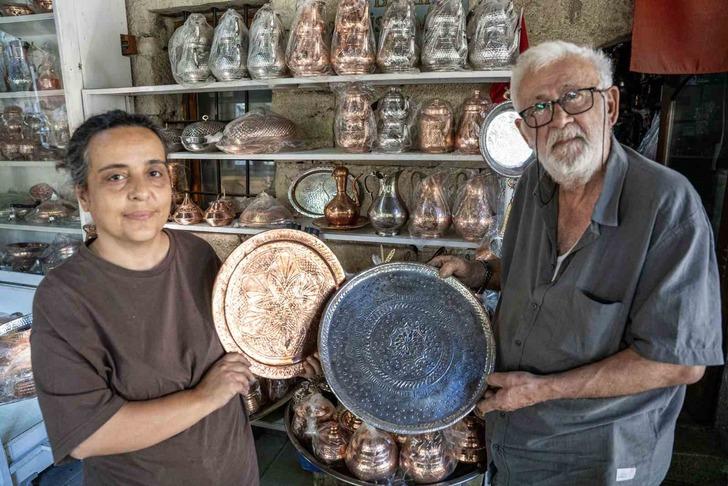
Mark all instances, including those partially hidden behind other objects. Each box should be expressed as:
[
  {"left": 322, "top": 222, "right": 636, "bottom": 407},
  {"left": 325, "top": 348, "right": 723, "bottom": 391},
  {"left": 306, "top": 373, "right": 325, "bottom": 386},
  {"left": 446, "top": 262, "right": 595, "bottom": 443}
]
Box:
[{"left": 213, "top": 229, "right": 345, "bottom": 379}]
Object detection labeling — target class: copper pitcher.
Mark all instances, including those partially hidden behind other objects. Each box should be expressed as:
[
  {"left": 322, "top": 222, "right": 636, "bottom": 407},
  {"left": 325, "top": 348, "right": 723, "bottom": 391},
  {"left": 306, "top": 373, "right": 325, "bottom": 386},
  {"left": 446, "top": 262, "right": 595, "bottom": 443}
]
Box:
[
  {"left": 450, "top": 415, "right": 486, "bottom": 464},
  {"left": 172, "top": 193, "right": 204, "bottom": 225},
  {"left": 419, "top": 99, "right": 454, "bottom": 153},
  {"left": 324, "top": 166, "right": 362, "bottom": 226},
  {"left": 400, "top": 431, "right": 458, "bottom": 483},
  {"left": 286, "top": 0, "right": 331, "bottom": 77},
  {"left": 452, "top": 172, "right": 495, "bottom": 242},
  {"left": 408, "top": 171, "right": 451, "bottom": 238},
  {"left": 331, "top": 0, "right": 376, "bottom": 75},
  {"left": 313, "top": 421, "right": 350, "bottom": 465},
  {"left": 455, "top": 89, "right": 493, "bottom": 154},
  {"left": 345, "top": 424, "right": 399, "bottom": 482}
]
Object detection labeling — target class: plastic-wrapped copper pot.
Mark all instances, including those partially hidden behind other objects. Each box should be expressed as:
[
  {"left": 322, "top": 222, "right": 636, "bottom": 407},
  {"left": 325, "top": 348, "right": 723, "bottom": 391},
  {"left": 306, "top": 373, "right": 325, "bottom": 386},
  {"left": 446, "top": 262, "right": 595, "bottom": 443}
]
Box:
[
  {"left": 337, "top": 408, "right": 363, "bottom": 436},
  {"left": 345, "top": 424, "right": 399, "bottom": 482},
  {"left": 172, "top": 194, "right": 204, "bottom": 225},
  {"left": 204, "top": 199, "right": 235, "bottom": 227},
  {"left": 312, "top": 421, "right": 350, "bottom": 465},
  {"left": 286, "top": 0, "right": 331, "bottom": 77},
  {"left": 400, "top": 431, "right": 458, "bottom": 483},
  {"left": 291, "top": 392, "right": 336, "bottom": 440},
  {"left": 335, "top": 84, "right": 376, "bottom": 153},
  {"left": 264, "top": 378, "right": 291, "bottom": 402},
  {"left": 169, "top": 13, "right": 214, "bottom": 84},
  {"left": 452, "top": 173, "right": 495, "bottom": 242},
  {"left": 419, "top": 99, "right": 454, "bottom": 153},
  {"left": 409, "top": 171, "right": 451, "bottom": 238},
  {"left": 450, "top": 415, "right": 486, "bottom": 464},
  {"left": 421, "top": 0, "right": 467, "bottom": 71},
  {"left": 248, "top": 4, "right": 288, "bottom": 79},
  {"left": 455, "top": 89, "right": 493, "bottom": 154},
  {"left": 377, "top": 0, "right": 419, "bottom": 73},
  {"left": 331, "top": 0, "right": 375, "bottom": 75},
  {"left": 243, "top": 380, "right": 267, "bottom": 415},
  {"left": 209, "top": 9, "right": 249, "bottom": 81},
  {"left": 467, "top": 0, "right": 519, "bottom": 69}
]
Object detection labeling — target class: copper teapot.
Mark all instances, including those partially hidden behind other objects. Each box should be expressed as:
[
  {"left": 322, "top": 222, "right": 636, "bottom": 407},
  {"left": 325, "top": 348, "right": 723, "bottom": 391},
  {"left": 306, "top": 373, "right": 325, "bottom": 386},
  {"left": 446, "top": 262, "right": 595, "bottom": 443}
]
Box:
[
  {"left": 286, "top": 0, "right": 331, "bottom": 76},
  {"left": 400, "top": 431, "right": 458, "bottom": 483},
  {"left": 345, "top": 424, "right": 399, "bottom": 482},
  {"left": 455, "top": 89, "right": 493, "bottom": 154},
  {"left": 324, "top": 166, "right": 362, "bottom": 226},
  {"left": 331, "top": 0, "right": 376, "bottom": 75},
  {"left": 312, "top": 421, "right": 350, "bottom": 465},
  {"left": 419, "top": 99, "right": 454, "bottom": 153},
  {"left": 172, "top": 193, "right": 204, "bottom": 225}
]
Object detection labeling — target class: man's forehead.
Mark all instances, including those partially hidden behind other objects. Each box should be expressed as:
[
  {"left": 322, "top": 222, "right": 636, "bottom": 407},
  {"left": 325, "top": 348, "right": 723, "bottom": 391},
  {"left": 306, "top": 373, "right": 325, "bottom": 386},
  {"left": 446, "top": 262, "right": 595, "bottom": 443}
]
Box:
[{"left": 520, "top": 58, "right": 599, "bottom": 102}]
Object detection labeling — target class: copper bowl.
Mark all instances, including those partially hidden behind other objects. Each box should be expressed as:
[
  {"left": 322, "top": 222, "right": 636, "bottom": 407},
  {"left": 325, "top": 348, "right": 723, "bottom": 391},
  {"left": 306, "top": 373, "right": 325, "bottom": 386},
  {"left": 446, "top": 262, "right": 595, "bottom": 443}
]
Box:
[
  {"left": 400, "top": 431, "right": 458, "bottom": 483},
  {"left": 345, "top": 425, "right": 399, "bottom": 481},
  {"left": 292, "top": 393, "right": 336, "bottom": 440},
  {"left": 312, "top": 421, "right": 350, "bottom": 465},
  {"left": 451, "top": 415, "right": 486, "bottom": 464}
]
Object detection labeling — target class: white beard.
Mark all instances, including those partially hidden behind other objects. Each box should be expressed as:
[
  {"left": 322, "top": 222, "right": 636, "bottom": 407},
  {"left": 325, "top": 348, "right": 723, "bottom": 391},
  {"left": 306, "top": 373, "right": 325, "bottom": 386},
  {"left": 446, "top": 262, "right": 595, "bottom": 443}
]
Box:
[{"left": 540, "top": 124, "right": 602, "bottom": 190}]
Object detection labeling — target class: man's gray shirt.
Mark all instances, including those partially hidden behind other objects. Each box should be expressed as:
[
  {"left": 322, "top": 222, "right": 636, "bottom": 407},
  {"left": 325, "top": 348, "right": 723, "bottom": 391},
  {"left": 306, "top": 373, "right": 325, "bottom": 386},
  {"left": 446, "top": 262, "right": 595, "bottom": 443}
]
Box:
[{"left": 486, "top": 139, "right": 724, "bottom": 486}]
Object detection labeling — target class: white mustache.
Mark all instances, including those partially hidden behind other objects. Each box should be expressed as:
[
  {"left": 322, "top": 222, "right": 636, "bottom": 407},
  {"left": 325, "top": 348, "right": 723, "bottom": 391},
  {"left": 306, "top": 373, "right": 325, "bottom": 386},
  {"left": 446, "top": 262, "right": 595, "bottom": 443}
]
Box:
[{"left": 548, "top": 125, "right": 587, "bottom": 148}]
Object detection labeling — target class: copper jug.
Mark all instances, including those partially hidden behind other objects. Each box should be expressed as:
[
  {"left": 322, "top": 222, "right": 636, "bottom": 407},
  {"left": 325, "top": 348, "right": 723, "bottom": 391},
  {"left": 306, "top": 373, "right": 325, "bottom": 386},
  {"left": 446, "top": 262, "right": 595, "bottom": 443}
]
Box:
[
  {"left": 408, "top": 171, "right": 451, "bottom": 238},
  {"left": 331, "top": 0, "right": 376, "bottom": 75},
  {"left": 345, "top": 423, "right": 399, "bottom": 482},
  {"left": 324, "top": 166, "right": 362, "bottom": 226},
  {"left": 365, "top": 169, "right": 408, "bottom": 236},
  {"left": 335, "top": 84, "right": 375, "bottom": 153},
  {"left": 286, "top": 0, "right": 331, "bottom": 77},
  {"left": 452, "top": 173, "right": 495, "bottom": 242},
  {"left": 312, "top": 421, "right": 350, "bottom": 465},
  {"left": 450, "top": 415, "right": 486, "bottom": 464},
  {"left": 172, "top": 193, "right": 204, "bottom": 225},
  {"left": 455, "top": 89, "right": 493, "bottom": 154},
  {"left": 400, "top": 431, "right": 458, "bottom": 483},
  {"left": 419, "top": 99, "right": 454, "bottom": 153}
]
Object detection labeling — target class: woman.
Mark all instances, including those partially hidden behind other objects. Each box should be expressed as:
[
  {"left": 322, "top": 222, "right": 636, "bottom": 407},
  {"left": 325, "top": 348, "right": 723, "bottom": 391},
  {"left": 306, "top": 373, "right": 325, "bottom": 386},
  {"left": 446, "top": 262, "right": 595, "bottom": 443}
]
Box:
[{"left": 30, "top": 110, "right": 320, "bottom": 485}]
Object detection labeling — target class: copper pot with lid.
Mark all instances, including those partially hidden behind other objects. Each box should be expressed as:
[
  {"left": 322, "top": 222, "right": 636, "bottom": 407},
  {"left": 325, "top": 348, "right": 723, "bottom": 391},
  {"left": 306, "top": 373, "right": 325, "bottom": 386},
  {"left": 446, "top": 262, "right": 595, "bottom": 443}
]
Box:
[
  {"left": 455, "top": 89, "right": 493, "bottom": 154},
  {"left": 419, "top": 98, "right": 454, "bottom": 153},
  {"left": 204, "top": 199, "right": 235, "bottom": 227},
  {"left": 450, "top": 415, "right": 486, "bottom": 464},
  {"left": 172, "top": 193, "right": 204, "bottom": 225},
  {"left": 345, "top": 424, "right": 399, "bottom": 482},
  {"left": 312, "top": 421, "right": 350, "bottom": 465},
  {"left": 286, "top": 0, "right": 331, "bottom": 77},
  {"left": 400, "top": 431, "right": 458, "bottom": 483}
]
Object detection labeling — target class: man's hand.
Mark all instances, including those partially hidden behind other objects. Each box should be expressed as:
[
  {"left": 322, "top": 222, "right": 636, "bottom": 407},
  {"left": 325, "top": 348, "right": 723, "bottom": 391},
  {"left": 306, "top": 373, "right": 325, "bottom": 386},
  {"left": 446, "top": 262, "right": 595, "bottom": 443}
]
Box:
[
  {"left": 476, "top": 372, "right": 553, "bottom": 416},
  {"left": 428, "top": 255, "right": 486, "bottom": 289},
  {"left": 300, "top": 352, "right": 323, "bottom": 380}
]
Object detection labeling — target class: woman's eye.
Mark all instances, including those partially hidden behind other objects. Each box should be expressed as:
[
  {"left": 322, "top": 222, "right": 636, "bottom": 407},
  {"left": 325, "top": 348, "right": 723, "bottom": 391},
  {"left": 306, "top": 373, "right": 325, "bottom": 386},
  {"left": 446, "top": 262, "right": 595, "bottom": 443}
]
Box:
[
  {"left": 108, "top": 174, "right": 126, "bottom": 182},
  {"left": 150, "top": 170, "right": 163, "bottom": 177}
]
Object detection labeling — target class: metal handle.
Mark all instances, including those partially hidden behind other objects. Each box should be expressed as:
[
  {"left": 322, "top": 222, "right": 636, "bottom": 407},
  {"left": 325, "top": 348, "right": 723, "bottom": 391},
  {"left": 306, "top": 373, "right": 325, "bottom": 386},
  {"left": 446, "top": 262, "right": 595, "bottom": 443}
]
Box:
[{"left": 363, "top": 171, "right": 379, "bottom": 198}]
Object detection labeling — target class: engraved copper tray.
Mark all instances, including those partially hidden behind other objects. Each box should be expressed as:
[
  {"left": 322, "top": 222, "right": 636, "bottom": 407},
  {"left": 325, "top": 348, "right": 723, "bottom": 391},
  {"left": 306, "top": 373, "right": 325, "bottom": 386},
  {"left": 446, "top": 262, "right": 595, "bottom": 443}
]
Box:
[
  {"left": 319, "top": 262, "right": 494, "bottom": 434},
  {"left": 288, "top": 167, "right": 362, "bottom": 218},
  {"left": 213, "top": 229, "right": 345, "bottom": 379}
]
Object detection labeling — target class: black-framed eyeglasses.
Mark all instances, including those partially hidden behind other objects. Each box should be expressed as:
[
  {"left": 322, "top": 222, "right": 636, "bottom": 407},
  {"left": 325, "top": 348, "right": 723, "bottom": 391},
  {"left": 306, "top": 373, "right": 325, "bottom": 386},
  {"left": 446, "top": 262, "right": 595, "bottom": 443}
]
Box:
[{"left": 518, "top": 87, "right": 607, "bottom": 128}]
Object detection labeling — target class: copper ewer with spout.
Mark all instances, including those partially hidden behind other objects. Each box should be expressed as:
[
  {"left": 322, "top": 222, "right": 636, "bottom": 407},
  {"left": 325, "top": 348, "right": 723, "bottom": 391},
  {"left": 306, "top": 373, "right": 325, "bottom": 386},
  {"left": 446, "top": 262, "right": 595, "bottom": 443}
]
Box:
[
  {"left": 455, "top": 89, "right": 493, "bottom": 154},
  {"left": 324, "top": 166, "right": 363, "bottom": 226},
  {"left": 408, "top": 171, "right": 452, "bottom": 238},
  {"left": 419, "top": 98, "right": 454, "bottom": 153}
]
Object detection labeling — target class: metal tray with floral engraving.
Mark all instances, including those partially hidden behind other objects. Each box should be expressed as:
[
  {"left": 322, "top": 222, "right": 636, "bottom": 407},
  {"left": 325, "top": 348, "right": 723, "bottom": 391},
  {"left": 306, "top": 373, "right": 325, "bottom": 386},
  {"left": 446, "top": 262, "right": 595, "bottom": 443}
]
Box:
[
  {"left": 213, "top": 229, "right": 346, "bottom": 379},
  {"left": 319, "top": 263, "right": 495, "bottom": 434},
  {"left": 288, "top": 167, "right": 362, "bottom": 218},
  {"left": 479, "top": 101, "right": 535, "bottom": 178}
]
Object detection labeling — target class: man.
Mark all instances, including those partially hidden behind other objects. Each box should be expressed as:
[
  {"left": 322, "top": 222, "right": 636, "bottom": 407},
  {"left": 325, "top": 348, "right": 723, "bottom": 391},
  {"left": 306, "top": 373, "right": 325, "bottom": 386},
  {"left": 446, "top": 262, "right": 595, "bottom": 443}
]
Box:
[{"left": 431, "top": 41, "right": 724, "bottom": 485}]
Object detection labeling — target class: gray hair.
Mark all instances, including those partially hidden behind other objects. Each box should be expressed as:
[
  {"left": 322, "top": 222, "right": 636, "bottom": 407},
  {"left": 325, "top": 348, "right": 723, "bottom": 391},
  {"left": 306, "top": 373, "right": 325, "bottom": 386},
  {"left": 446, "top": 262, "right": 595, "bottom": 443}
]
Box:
[{"left": 510, "top": 41, "right": 614, "bottom": 112}]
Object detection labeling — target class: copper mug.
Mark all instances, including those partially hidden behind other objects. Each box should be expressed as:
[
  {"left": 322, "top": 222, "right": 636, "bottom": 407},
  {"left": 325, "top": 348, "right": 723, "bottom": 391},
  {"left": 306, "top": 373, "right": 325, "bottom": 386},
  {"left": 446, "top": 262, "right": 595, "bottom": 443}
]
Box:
[
  {"left": 345, "top": 424, "right": 399, "bottom": 482},
  {"left": 312, "top": 421, "right": 350, "bottom": 465},
  {"left": 455, "top": 89, "right": 493, "bottom": 154},
  {"left": 419, "top": 99, "right": 454, "bottom": 153},
  {"left": 400, "top": 431, "right": 458, "bottom": 483},
  {"left": 331, "top": 0, "right": 376, "bottom": 75},
  {"left": 324, "top": 166, "right": 362, "bottom": 226}
]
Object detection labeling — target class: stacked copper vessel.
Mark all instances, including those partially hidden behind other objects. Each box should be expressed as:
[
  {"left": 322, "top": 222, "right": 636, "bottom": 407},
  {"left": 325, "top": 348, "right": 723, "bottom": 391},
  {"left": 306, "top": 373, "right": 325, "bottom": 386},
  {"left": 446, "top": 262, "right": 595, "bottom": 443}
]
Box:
[
  {"left": 291, "top": 392, "right": 336, "bottom": 440},
  {"left": 313, "top": 421, "right": 350, "bottom": 464},
  {"left": 345, "top": 424, "right": 399, "bottom": 482},
  {"left": 286, "top": 0, "right": 331, "bottom": 76},
  {"left": 400, "top": 431, "right": 458, "bottom": 483},
  {"left": 334, "top": 84, "right": 376, "bottom": 153},
  {"left": 331, "top": 0, "right": 376, "bottom": 75}
]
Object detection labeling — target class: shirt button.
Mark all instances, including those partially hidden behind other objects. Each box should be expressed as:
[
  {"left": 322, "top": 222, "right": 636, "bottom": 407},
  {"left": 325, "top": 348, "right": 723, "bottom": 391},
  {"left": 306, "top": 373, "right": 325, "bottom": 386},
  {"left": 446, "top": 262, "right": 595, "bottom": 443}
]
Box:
[
  {"left": 515, "top": 339, "right": 522, "bottom": 346},
  {"left": 499, "top": 412, "right": 506, "bottom": 418},
  {"left": 531, "top": 303, "right": 539, "bottom": 311}
]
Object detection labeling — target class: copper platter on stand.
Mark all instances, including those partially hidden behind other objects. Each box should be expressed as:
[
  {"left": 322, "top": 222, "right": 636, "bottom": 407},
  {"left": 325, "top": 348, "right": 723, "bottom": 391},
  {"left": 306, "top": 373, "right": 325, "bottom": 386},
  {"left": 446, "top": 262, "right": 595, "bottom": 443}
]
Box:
[{"left": 212, "top": 229, "right": 345, "bottom": 379}]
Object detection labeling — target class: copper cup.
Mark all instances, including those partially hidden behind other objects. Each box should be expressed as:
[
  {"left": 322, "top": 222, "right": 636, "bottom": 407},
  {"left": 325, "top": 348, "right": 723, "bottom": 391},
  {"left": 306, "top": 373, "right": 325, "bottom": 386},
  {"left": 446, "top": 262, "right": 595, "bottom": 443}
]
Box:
[
  {"left": 399, "top": 431, "right": 458, "bottom": 483},
  {"left": 419, "top": 99, "right": 454, "bottom": 153},
  {"left": 345, "top": 425, "right": 399, "bottom": 482},
  {"left": 454, "top": 89, "right": 492, "bottom": 154},
  {"left": 312, "top": 421, "right": 350, "bottom": 465}
]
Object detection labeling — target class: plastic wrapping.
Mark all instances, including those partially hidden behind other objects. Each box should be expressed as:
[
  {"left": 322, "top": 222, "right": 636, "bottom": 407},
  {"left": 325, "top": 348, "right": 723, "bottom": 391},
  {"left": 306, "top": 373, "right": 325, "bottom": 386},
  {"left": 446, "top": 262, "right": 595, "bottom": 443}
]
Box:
[
  {"left": 216, "top": 110, "right": 300, "bottom": 154},
  {"left": 286, "top": 0, "right": 332, "bottom": 77},
  {"left": 375, "top": 87, "right": 416, "bottom": 153},
  {"left": 312, "top": 420, "right": 350, "bottom": 465},
  {"left": 467, "top": 0, "right": 519, "bottom": 69},
  {"left": 169, "top": 13, "right": 214, "bottom": 85},
  {"left": 418, "top": 98, "right": 454, "bottom": 153},
  {"left": 39, "top": 233, "right": 82, "bottom": 273},
  {"left": 334, "top": 83, "right": 376, "bottom": 153},
  {"left": 399, "top": 431, "right": 458, "bottom": 483},
  {"left": 331, "top": 0, "right": 376, "bottom": 75},
  {"left": 36, "top": 45, "right": 61, "bottom": 90},
  {"left": 291, "top": 392, "right": 336, "bottom": 441},
  {"left": 452, "top": 172, "right": 496, "bottom": 242},
  {"left": 345, "top": 422, "right": 399, "bottom": 481},
  {"left": 264, "top": 378, "right": 292, "bottom": 402},
  {"left": 6, "top": 39, "right": 33, "bottom": 92},
  {"left": 0, "top": 315, "right": 33, "bottom": 404},
  {"left": 421, "top": 0, "right": 468, "bottom": 72},
  {"left": 248, "top": 4, "right": 289, "bottom": 79},
  {"left": 181, "top": 115, "right": 225, "bottom": 152},
  {"left": 210, "top": 9, "right": 249, "bottom": 81},
  {"left": 376, "top": 0, "right": 419, "bottom": 73},
  {"left": 238, "top": 192, "right": 294, "bottom": 227},
  {"left": 408, "top": 171, "right": 452, "bottom": 238},
  {"left": 2, "top": 242, "right": 47, "bottom": 272},
  {"left": 25, "top": 195, "right": 77, "bottom": 225}
]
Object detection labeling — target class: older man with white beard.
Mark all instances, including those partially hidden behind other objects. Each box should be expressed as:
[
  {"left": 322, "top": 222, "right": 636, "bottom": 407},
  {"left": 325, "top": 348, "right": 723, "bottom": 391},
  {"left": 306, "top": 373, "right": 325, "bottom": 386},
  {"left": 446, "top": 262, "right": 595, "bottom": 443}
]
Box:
[{"left": 430, "top": 41, "right": 724, "bottom": 485}]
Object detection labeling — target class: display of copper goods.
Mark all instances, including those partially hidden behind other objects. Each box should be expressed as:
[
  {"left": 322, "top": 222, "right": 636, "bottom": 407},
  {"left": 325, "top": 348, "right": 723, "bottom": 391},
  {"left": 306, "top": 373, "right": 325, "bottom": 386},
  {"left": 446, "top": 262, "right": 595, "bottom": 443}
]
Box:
[
  {"left": 168, "top": 13, "right": 214, "bottom": 84},
  {"left": 265, "top": 378, "right": 291, "bottom": 402},
  {"left": 32, "top": 0, "right": 53, "bottom": 12},
  {"left": 450, "top": 415, "right": 486, "bottom": 464},
  {"left": 455, "top": 89, "right": 493, "bottom": 154},
  {"left": 172, "top": 193, "right": 204, "bottom": 225},
  {"left": 25, "top": 198, "right": 77, "bottom": 224},
  {"left": 4, "top": 242, "right": 47, "bottom": 271},
  {"left": 331, "top": 0, "right": 375, "bottom": 75},
  {"left": 467, "top": 0, "right": 519, "bottom": 69},
  {"left": 375, "top": 87, "right": 413, "bottom": 153},
  {"left": 313, "top": 421, "right": 350, "bottom": 465},
  {"left": 337, "top": 408, "right": 363, "bottom": 436},
  {"left": 288, "top": 167, "right": 361, "bottom": 219},
  {"left": 286, "top": 0, "right": 331, "bottom": 77},
  {"left": 29, "top": 183, "right": 55, "bottom": 201},
  {"left": 204, "top": 199, "right": 235, "bottom": 227},
  {"left": 323, "top": 166, "right": 362, "bottom": 227},
  {"left": 243, "top": 380, "right": 267, "bottom": 415},
  {"left": 181, "top": 115, "right": 225, "bottom": 152},
  {"left": 419, "top": 98, "right": 454, "bottom": 153},
  {"left": 238, "top": 192, "right": 294, "bottom": 227},
  {"left": 344, "top": 423, "right": 398, "bottom": 481},
  {"left": 334, "top": 83, "right": 376, "bottom": 153},
  {"left": 0, "top": 2, "right": 34, "bottom": 16},
  {"left": 365, "top": 169, "right": 408, "bottom": 236},
  {"left": 421, "top": 0, "right": 468, "bottom": 72},
  {"left": 400, "top": 431, "right": 458, "bottom": 483},
  {"left": 409, "top": 171, "right": 452, "bottom": 238},
  {"left": 0, "top": 314, "right": 34, "bottom": 404},
  {"left": 209, "top": 8, "right": 249, "bottom": 81},
  {"left": 216, "top": 111, "right": 299, "bottom": 154},
  {"left": 291, "top": 392, "right": 336, "bottom": 440},
  {"left": 36, "top": 51, "right": 62, "bottom": 90},
  {"left": 6, "top": 40, "right": 33, "bottom": 92},
  {"left": 212, "top": 229, "right": 345, "bottom": 378},
  {"left": 319, "top": 262, "right": 495, "bottom": 434},
  {"left": 377, "top": 0, "right": 419, "bottom": 73},
  {"left": 452, "top": 173, "right": 495, "bottom": 242},
  {"left": 247, "top": 4, "right": 288, "bottom": 79}
]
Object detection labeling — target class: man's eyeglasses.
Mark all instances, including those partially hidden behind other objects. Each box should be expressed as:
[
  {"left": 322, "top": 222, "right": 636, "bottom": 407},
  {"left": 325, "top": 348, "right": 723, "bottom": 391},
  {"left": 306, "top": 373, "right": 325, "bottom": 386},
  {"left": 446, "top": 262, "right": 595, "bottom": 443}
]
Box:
[{"left": 518, "top": 87, "right": 607, "bottom": 129}]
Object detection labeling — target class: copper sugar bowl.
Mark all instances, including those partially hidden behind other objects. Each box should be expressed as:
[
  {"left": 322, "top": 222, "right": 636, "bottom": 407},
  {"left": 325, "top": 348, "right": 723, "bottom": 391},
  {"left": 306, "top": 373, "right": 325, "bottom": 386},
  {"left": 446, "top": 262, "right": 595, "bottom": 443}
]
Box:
[
  {"left": 451, "top": 415, "right": 486, "bottom": 464},
  {"left": 291, "top": 393, "right": 336, "bottom": 440},
  {"left": 172, "top": 193, "right": 204, "bottom": 225},
  {"left": 324, "top": 166, "right": 362, "bottom": 226},
  {"left": 345, "top": 425, "right": 399, "bottom": 482},
  {"left": 400, "top": 431, "right": 458, "bottom": 483},
  {"left": 243, "top": 380, "right": 267, "bottom": 415},
  {"left": 455, "top": 89, "right": 493, "bottom": 154},
  {"left": 204, "top": 199, "right": 235, "bottom": 227},
  {"left": 331, "top": 0, "right": 376, "bottom": 75},
  {"left": 337, "top": 408, "right": 363, "bottom": 436},
  {"left": 313, "top": 421, "right": 350, "bottom": 465},
  {"left": 419, "top": 98, "right": 454, "bottom": 153},
  {"left": 286, "top": 0, "right": 331, "bottom": 77}
]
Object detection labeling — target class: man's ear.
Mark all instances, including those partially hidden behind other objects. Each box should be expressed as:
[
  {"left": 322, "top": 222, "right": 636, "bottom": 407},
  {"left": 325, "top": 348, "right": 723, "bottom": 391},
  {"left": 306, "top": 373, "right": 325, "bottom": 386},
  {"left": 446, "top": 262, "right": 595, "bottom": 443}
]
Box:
[{"left": 604, "top": 86, "right": 620, "bottom": 127}]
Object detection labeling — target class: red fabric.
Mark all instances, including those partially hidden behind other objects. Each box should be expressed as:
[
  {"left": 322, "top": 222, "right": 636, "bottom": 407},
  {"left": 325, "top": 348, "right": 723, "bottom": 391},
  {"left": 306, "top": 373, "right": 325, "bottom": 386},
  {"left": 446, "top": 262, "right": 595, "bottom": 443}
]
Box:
[
  {"left": 630, "top": 0, "right": 728, "bottom": 74},
  {"left": 490, "top": 14, "right": 529, "bottom": 104}
]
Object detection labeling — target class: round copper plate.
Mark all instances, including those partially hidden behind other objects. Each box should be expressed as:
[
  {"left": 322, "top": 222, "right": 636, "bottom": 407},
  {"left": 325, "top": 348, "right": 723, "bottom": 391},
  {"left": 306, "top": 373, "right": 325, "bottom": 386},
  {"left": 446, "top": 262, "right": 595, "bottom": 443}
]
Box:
[{"left": 213, "top": 229, "right": 345, "bottom": 379}]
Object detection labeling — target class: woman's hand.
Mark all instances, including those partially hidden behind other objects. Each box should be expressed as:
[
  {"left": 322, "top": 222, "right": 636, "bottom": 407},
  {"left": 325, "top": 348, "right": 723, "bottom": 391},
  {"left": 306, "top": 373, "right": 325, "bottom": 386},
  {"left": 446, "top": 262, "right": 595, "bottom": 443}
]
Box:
[
  {"left": 300, "top": 352, "right": 323, "bottom": 380},
  {"left": 193, "top": 353, "right": 257, "bottom": 412}
]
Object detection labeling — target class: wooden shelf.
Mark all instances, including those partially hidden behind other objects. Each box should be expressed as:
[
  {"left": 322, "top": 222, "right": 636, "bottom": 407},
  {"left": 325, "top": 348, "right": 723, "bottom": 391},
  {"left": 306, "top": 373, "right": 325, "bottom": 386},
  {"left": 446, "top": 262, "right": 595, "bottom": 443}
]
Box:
[
  {"left": 0, "top": 13, "right": 54, "bottom": 37},
  {"left": 82, "top": 70, "right": 511, "bottom": 96},
  {"left": 0, "top": 269, "right": 43, "bottom": 287},
  {"left": 0, "top": 222, "right": 82, "bottom": 235},
  {"left": 0, "top": 89, "right": 64, "bottom": 100},
  {"left": 0, "top": 160, "right": 59, "bottom": 167}
]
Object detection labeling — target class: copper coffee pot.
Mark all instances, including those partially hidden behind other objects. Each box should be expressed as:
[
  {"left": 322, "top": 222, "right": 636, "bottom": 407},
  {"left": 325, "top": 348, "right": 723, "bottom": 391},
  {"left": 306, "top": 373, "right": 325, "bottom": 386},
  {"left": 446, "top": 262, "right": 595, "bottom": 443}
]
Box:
[
  {"left": 452, "top": 172, "right": 495, "bottom": 242},
  {"left": 172, "top": 193, "right": 204, "bottom": 225},
  {"left": 331, "top": 0, "right": 376, "bottom": 75},
  {"left": 286, "top": 0, "right": 331, "bottom": 76},
  {"left": 345, "top": 424, "right": 399, "bottom": 482},
  {"left": 419, "top": 98, "right": 454, "bottom": 153},
  {"left": 400, "top": 431, "right": 458, "bottom": 483},
  {"left": 312, "top": 421, "right": 350, "bottom": 465},
  {"left": 455, "top": 89, "right": 493, "bottom": 154},
  {"left": 324, "top": 166, "right": 362, "bottom": 226},
  {"left": 450, "top": 415, "right": 486, "bottom": 464}
]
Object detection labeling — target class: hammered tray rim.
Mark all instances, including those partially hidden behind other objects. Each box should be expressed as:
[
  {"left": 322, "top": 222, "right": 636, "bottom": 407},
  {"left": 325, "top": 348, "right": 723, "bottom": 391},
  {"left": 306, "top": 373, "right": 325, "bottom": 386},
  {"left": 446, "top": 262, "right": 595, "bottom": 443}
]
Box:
[
  {"left": 479, "top": 100, "right": 535, "bottom": 178},
  {"left": 212, "top": 229, "right": 346, "bottom": 379},
  {"left": 318, "top": 262, "right": 495, "bottom": 435},
  {"left": 288, "top": 167, "right": 363, "bottom": 218}
]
